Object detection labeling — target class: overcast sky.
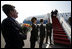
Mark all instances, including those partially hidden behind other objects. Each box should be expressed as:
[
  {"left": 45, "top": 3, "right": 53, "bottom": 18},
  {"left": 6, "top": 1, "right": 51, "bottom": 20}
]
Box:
[{"left": 1, "top": 1, "right": 71, "bottom": 23}]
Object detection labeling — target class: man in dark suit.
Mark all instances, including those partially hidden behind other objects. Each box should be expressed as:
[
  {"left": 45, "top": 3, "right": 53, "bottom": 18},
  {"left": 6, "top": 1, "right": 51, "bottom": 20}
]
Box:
[
  {"left": 54, "top": 9, "right": 58, "bottom": 17},
  {"left": 39, "top": 19, "right": 45, "bottom": 48},
  {"left": 30, "top": 17, "right": 39, "bottom": 48},
  {"left": 46, "top": 18, "right": 52, "bottom": 45},
  {"left": 51, "top": 10, "right": 54, "bottom": 18},
  {"left": 1, "top": 4, "right": 26, "bottom": 48}
]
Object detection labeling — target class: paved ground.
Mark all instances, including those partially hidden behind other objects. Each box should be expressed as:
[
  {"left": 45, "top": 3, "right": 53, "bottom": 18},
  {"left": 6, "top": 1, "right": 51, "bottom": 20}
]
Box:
[{"left": 1, "top": 33, "right": 6, "bottom": 48}]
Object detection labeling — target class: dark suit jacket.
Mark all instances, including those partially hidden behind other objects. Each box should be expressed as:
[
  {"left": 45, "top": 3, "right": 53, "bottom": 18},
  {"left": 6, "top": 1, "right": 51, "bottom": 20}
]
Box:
[
  {"left": 46, "top": 23, "right": 52, "bottom": 35},
  {"left": 1, "top": 17, "right": 25, "bottom": 48},
  {"left": 30, "top": 24, "right": 39, "bottom": 41},
  {"left": 40, "top": 24, "right": 45, "bottom": 38}
]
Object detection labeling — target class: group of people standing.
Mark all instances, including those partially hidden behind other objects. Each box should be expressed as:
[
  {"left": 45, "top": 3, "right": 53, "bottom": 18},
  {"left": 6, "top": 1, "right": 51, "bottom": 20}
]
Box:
[
  {"left": 51, "top": 9, "right": 58, "bottom": 18},
  {"left": 30, "top": 17, "right": 53, "bottom": 48},
  {"left": 1, "top": 4, "right": 53, "bottom": 48}
]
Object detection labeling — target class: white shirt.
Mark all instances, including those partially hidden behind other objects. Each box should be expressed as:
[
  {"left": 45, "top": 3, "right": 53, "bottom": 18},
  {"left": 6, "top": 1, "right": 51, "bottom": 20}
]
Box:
[
  {"left": 34, "top": 23, "right": 37, "bottom": 27},
  {"left": 11, "top": 17, "right": 16, "bottom": 20}
]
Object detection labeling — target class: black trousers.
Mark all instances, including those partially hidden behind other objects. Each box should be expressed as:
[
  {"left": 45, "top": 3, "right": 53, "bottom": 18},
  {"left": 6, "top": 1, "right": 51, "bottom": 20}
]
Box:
[
  {"left": 30, "top": 40, "right": 36, "bottom": 48},
  {"left": 39, "top": 36, "right": 45, "bottom": 48},
  {"left": 46, "top": 32, "right": 52, "bottom": 44}
]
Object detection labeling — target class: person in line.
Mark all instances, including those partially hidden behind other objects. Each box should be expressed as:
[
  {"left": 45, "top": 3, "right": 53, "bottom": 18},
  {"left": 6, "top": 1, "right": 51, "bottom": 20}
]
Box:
[
  {"left": 54, "top": 9, "right": 58, "bottom": 17},
  {"left": 39, "top": 19, "right": 45, "bottom": 48},
  {"left": 30, "top": 17, "right": 39, "bottom": 48},
  {"left": 51, "top": 10, "right": 54, "bottom": 18},
  {"left": 46, "top": 18, "right": 53, "bottom": 45},
  {"left": 1, "top": 4, "right": 26, "bottom": 48}
]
